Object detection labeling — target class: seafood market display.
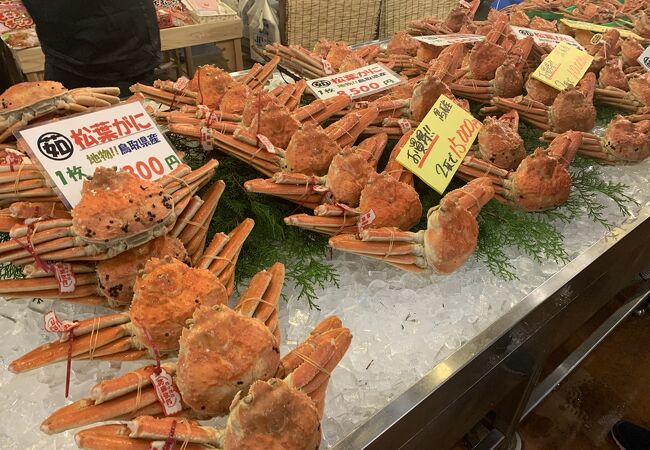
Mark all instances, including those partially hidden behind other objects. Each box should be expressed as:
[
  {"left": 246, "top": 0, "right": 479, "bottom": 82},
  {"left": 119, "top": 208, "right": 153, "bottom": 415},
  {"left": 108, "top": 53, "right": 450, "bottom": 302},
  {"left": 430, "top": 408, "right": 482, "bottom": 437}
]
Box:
[{"left": 1, "top": 0, "right": 650, "bottom": 448}]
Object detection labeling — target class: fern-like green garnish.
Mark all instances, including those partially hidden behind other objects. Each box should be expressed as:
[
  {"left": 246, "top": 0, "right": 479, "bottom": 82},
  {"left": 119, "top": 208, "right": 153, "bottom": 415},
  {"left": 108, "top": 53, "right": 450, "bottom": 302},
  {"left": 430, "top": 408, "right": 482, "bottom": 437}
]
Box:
[
  {"left": 173, "top": 142, "right": 338, "bottom": 309},
  {"left": 475, "top": 201, "right": 569, "bottom": 280}
]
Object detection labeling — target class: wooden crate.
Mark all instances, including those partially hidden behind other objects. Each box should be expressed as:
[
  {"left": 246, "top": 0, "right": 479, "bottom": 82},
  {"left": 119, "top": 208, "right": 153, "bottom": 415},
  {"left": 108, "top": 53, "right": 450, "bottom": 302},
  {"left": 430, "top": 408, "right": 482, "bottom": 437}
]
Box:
[
  {"left": 379, "top": 0, "right": 459, "bottom": 38},
  {"left": 280, "top": 0, "right": 380, "bottom": 48}
]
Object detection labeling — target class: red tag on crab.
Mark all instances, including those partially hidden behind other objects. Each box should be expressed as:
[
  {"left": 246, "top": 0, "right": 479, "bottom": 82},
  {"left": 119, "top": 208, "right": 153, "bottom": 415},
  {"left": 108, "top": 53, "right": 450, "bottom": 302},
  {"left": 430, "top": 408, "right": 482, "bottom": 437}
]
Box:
[
  {"left": 357, "top": 208, "right": 376, "bottom": 233},
  {"left": 397, "top": 118, "right": 412, "bottom": 134},
  {"left": 150, "top": 368, "right": 183, "bottom": 416},
  {"left": 44, "top": 310, "right": 78, "bottom": 333},
  {"left": 257, "top": 134, "right": 276, "bottom": 154},
  {"left": 52, "top": 263, "right": 76, "bottom": 294},
  {"left": 321, "top": 58, "right": 334, "bottom": 75},
  {"left": 200, "top": 127, "right": 213, "bottom": 151},
  {"left": 172, "top": 76, "right": 190, "bottom": 93},
  {"left": 354, "top": 101, "right": 369, "bottom": 109}
]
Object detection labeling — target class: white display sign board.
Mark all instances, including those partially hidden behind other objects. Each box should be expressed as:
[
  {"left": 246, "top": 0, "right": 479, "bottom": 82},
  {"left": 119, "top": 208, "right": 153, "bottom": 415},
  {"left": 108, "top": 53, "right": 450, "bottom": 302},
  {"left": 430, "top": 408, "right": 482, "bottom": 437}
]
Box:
[
  {"left": 510, "top": 25, "right": 585, "bottom": 51},
  {"left": 307, "top": 63, "right": 404, "bottom": 100},
  {"left": 639, "top": 45, "right": 650, "bottom": 71},
  {"left": 16, "top": 101, "right": 181, "bottom": 208},
  {"left": 413, "top": 34, "right": 485, "bottom": 46}
]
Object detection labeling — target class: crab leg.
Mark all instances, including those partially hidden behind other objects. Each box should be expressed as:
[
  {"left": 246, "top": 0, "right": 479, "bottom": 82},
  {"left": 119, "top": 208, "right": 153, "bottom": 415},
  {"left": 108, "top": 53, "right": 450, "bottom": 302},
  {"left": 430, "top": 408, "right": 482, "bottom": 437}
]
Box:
[
  {"left": 177, "top": 181, "right": 225, "bottom": 247},
  {"left": 284, "top": 213, "right": 359, "bottom": 235},
  {"left": 329, "top": 232, "right": 426, "bottom": 272}
]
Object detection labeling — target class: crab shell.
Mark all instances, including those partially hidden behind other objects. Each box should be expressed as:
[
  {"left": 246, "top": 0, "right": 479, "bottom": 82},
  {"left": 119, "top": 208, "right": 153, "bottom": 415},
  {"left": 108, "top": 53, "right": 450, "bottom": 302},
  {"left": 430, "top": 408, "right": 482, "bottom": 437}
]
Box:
[
  {"left": 242, "top": 91, "right": 277, "bottom": 127},
  {"left": 629, "top": 73, "right": 650, "bottom": 109},
  {"left": 223, "top": 378, "right": 321, "bottom": 450},
  {"left": 130, "top": 257, "right": 228, "bottom": 353},
  {"left": 359, "top": 172, "right": 422, "bottom": 230},
  {"left": 619, "top": 38, "right": 644, "bottom": 67},
  {"left": 468, "top": 41, "right": 507, "bottom": 81},
  {"left": 189, "top": 65, "right": 234, "bottom": 109},
  {"left": 410, "top": 76, "right": 453, "bottom": 122},
  {"left": 240, "top": 101, "right": 301, "bottom": 149},
  {"left": 525, "top": 76, "right": 559, "bottom": 106},
  {"left": 220, "top": 83, "right": 252, "bottom": 115},
  {"left": 176, "top": 305, "right": 280, "bottom": 417},
  {"left": 326, "top": 147, "right": 375, "bottom": 206},
  {"left": 96, "top": 236, "right": 188, "bottom": 307},
  {"left": 338, "top": 53, "right": 366, "bottom": 73},
  {"left": 602, "top": 116, "right": 650, "bottom": 162},
  {"left": 508, "top": 147, "right": 572, "bottom": 211},
  {"left": 387, "top": 31, "right": 421, "bottom": 56},
  {"left": 0, "top": 81, "right": 67, "bottom": 111},
  {"left": 325, "top": 42, "right": 353, "bottom": 70},
  {"left": 71, "top": 167, "right": 175, "bottom": 247},
  {"left": 549, "top": 88, "right": 596, "bottom": 133},
  {"left": 493, "top": 61, "right": 525, "bottom": 99},
  {"left": 599, "top": 60, "right": 628, "bottom": 91},
  {"left": 477, "top": 116, "right": 526, "bottom": 170},
  {"left": 422, "top": 181, "right": 492, "bottom": 274},
  {"left": 283, "top": 122, "right": 341, "bottom": 176}
]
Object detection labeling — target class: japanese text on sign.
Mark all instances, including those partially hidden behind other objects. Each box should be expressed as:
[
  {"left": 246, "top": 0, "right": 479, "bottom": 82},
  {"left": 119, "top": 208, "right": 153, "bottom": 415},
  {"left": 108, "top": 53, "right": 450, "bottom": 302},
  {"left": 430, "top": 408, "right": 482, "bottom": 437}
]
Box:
[
  {"left": 413, "top": 34, "right": 485, "bottom": 47},
  {"left": 559, "top": 18, "right": 644, "bottom": 41},
  {"left": 510, "top": 26, "right": 585, "bottom": 51},
  {"left": 639, "top": 45, "right": 650, "bottom": 72},
  {"left": 396, "top": 95, "right": 482, "bottom": 194},
  {"left": 16, "top": 101, "right": 181, "bottom": 208},
  {"left": 531, "top": 42, "right": 593, "bottom": 91},
  {"left": 307, "top": 63, "right": 404, "bottom": 100}
]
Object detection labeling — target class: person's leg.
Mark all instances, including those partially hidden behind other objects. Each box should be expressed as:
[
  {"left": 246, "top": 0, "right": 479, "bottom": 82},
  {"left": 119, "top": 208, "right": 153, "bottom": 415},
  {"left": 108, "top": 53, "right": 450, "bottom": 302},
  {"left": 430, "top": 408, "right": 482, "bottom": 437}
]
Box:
[{"left": 611, "top": 421, "right": 650, "bottom": 450}]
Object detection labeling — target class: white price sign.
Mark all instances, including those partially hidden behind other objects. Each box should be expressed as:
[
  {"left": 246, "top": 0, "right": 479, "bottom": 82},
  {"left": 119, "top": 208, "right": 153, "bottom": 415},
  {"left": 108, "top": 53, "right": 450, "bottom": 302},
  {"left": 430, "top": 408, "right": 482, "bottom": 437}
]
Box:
[
  {"left": 307, "top": 63, "right": 403, "bottom": 100},
  {"left": 639, "top": 45, "right": 650, "bottom": 71},
  {"left": 510, "top": 26, "right": 585, "bottom": 51},
  {"left": 413, "top": 34, "right": 485, "bottom": 46},
  {"left": 16, "top": 101, "right": 182, "bottom": 208}
]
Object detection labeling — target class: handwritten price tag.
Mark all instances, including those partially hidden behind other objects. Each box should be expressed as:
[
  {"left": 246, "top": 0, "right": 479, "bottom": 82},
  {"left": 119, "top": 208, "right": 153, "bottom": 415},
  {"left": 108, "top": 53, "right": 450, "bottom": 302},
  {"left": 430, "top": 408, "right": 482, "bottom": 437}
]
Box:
[
  {"left": 560, "top": 18, "right": 644, "bottom": 41},
  {"left": 396, "top": 95, "right": 481, "bottom": 194},
  {"left": 307, "top": 63, "right": 404, "bottom": 100},
  {"left": 510, "top": 26, "right": 585, "bottom": 51},
  {"left": 639, "top": 46, "right": 650, "bottom": 72},
  {"left": 16, "top": 102, "right": 182, "bottom": 208},
  {"left": 150, "top": 368, "right": 183, "bottom": 416},
  {"left": 531, "top": 42, "right": 593, "bottom": 91},
  {"left": 413, "top": 34, "right": 485, "bottom": 46}
]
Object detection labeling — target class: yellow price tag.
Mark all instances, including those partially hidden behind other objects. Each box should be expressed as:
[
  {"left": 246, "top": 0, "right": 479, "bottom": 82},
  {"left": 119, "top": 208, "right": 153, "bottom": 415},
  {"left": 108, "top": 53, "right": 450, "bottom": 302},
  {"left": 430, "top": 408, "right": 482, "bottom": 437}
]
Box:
[
  {"left": 396, "top": 95, "right": 482, "bottom": 195},
  {"left": 531, "top": 42, "right": 593, "bottom": 91},
  {"left": 560, "top": 18, "right": 645, "bottom": 41}
]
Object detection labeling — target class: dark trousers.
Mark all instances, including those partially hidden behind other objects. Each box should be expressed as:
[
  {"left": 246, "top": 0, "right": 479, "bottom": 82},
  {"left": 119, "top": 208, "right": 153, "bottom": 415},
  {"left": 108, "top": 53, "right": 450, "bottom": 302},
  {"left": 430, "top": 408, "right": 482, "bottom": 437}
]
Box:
[{"left": 44, "top": 59, "right": 155, "bottom": 98}]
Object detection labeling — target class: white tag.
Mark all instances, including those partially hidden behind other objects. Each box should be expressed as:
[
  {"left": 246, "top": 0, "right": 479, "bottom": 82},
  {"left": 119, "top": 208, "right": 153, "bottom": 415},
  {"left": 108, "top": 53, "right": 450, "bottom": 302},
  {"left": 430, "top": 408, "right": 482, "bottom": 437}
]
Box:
[
  {"left": 321, "top": 58, "right": 334, "bottom": 75},
  {"left": 150, "top": 368, "right": 183, "bottom": 416},
  {"left": 197, "top": 104, "right": 210, "bottom": 118},
  {"left": 354, "top": 101, "right": 369, "bottom": 109},
  {"left": 52, "top": 262, "right": 76, "bottom": 294},
  {"left": 307, "top": 63, "right": 404, "bottom": 100},
  {"left": 397, "top": 119, "right": 412, "bottom": 134},
  {"left": 510, "top": 25, "right": 585, "bottom": 51},
  {"left": 44, "top": 310, "right": 77, "bottom": 333},
  {"left": 414, "top": 34, "right": 485, "bottom": 47},
  {"left": 639, "top": 46, "right": 650, "bottom": 71},
  {"left": 173, "top": 76, "right": 190, "bottom": 93},
  {"left": 257, "top": 134, "right": 276, "bottom": 154},
  {"left": 357, "top": 208, "right": 376, "bottom": 233},
  {"left": 200, "top": 127, "right": 213, "bottom": 151}
]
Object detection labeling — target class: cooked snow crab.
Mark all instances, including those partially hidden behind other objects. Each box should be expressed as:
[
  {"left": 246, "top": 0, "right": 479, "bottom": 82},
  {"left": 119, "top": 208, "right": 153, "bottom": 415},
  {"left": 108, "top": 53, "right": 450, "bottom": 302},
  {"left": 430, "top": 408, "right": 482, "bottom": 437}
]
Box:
[
  {"left": 131, "top": 57, "right": 280, "bottom": 112},
  {"left": 407, "top": 0, "right": 481, "bottom": 35},
  {"left": 543, "top": 115, "right": 650, "bottom": 164},
  {"left": 8, "top": 250, "right": 260, "bottom": 373},
  {"left": 475, "top": 110, "right": 526, "bottom": 170},
  {"left": 0, "top": 161, "right": 217, "bottom": 265},
  {"left": 41, "top": 262, "right": 295, "bottom": 433},
  {"left": 0, "top": 197, "right": 253, "bottom": 308},
  {"left": 491, "top": 72, "right": 597, "bottom": 132},
  {"left": 457, "top": 131, "right": 582, "bottom": 211},
  {"left": 264, "top": 40, "right": 379, "bottom": 79},
  {"left": 329, "top": 177, "right": 494, "bottom": 273},
  {"left": 243, "top": 133, "right": 388, "bottom": 210},
  {"left": 451, "top": 35, "right": 535, "bottom": 103},
  {"left": 283, "top": 132, "right": 422, "bottom": 235},
  {"left": 205, "top": 105, "right": 378, "bottom": 177},
  {"left": 0, "top": 149, "right": 59, "bottom": 212},
  {"left": 594, "top": 72, "right": 650, "bottom": 114},
  {"left": 74, "top": 318, "right": 351, "bottom": 450},
  {"left": 0, "top": 81, "right": 121, "bottom": 142}
]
